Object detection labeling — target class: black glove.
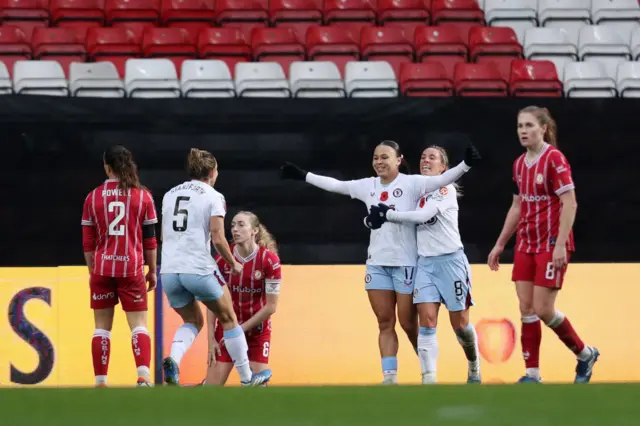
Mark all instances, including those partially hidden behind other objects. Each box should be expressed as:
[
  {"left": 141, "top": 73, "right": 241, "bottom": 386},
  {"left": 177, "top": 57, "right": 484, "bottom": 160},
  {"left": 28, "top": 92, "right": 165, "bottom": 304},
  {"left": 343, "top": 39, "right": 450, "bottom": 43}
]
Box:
[
  {"left": 464, "top": 142, "right": 481, "bottom": 167},
  {"left": 365, "top": 203, "right": 391, "bottom": 230},
  {"left": 280, "top": 162, "right": 308, "bottom": 181}
]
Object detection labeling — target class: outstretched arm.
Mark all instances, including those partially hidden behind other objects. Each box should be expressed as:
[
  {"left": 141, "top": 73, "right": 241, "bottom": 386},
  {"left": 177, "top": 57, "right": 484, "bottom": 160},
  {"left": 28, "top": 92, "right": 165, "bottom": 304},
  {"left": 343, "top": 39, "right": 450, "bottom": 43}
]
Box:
[
  {"left": 306, "top": 173, "right": 351, "bottom": 196},
  {"left": 412, "top": 161, "right": 470, "bottom": 194}
]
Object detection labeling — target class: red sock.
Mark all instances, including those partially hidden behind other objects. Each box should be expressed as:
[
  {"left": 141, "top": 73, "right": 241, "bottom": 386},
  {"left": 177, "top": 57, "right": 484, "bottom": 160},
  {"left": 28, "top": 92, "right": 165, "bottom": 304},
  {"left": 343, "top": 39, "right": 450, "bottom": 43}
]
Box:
[
  {"left": 92, "top": 329, "right": 111, "bottom": 380},
  {"left": 131, "top": 326, "right": 151, "bottom": 378},
  {"left": 547, "top": 313, "right": 585, "bottom": 355},
  {"left": 521, "top": 316, "right": 541, "bottom": 369}
]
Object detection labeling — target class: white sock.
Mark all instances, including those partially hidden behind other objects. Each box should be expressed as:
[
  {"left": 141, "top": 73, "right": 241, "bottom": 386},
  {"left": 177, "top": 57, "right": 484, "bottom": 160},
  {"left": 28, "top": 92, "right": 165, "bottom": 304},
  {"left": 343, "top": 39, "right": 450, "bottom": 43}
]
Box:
[
  {"left": 223, "top": 326, "right": 252, "bottom": 382},
  {"left": 170, "top": 323, "right": 199, "bottom": 366},
  {"left": 455, "top": 324, "right": 479, "bottom": 362},
  {"left": 577, "top": 346, "right": 593, "bottom": 362},
  {"left": 95, "top": 375, "right": 107, "bottom": 385},
  {"left": 526, "top": 368, "right": 541, "bottom": 379},
  {"left": 418, "top": 327, "right": 438, "bottom": 379}
]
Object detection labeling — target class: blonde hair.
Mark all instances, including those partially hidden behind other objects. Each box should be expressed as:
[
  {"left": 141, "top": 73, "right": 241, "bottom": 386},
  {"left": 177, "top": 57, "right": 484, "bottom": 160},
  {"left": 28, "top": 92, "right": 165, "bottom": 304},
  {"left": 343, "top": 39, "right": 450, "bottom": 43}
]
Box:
[
  {"left": 518, "top": 106, "right": 558, "bottom": 148},
  {"left": 426, "top": 145, "right": 463, "bottom": 198},
  {"left": 187, "top": 148, "right": 217, "bottom": 180},
  {"left": 236, "top": 211, "right": 278, "bottom": 255}
]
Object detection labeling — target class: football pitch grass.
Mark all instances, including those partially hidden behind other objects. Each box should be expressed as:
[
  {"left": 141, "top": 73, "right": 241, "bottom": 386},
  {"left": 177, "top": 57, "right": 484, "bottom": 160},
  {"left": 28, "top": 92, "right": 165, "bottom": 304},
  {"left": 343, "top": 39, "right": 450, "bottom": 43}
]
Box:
[{"left": 2, "top": 384, "right": 639, "bottom": 426}]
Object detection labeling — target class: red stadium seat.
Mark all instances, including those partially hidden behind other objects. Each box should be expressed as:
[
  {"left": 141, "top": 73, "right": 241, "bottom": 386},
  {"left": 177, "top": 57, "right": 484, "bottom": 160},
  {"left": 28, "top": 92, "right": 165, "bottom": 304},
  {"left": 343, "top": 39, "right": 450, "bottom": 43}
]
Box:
[
  {"left": 469, "top": 26, "right": 522, "bottom": 81},
  {"left": 250, "top": 27, "right": 305, "bottom": 76},
  {"left": 269, "top": 0, "right": 322, "bottom": 42},
  {"left": 142, "top": 27, "right": 196, "bottom": 74},
  {"left": 377, "top": 0, "right": 431, "bottom": 39},
  {"left": 399, "top": 62, "right": 453, "bottom": 96},
  {"left": 215, "top": 0, "right": 269, "bottom": 41},
  {"left": 105, "top": 0, "right": 160, "bottom": 27},
  {"left": 509, "top": 59, "right": 563, "bottom": 97},
  {"left": 50, "top": 0, "right": 104, "bottom": 39},
  {"left": 360, "top": 26, "right": 414, "bottom": 78},
  {"left": 431, "top": 0, "right": 484, "bottom": 40},
  {"left": 161, "top": 0, "right": 215, "bottom": 41},
  {"left": 0, "top": 0, "right": 49, "bottom": 39},
  {"left": 0, "top": 26, "right": 32, "bottom": 76},
  {"left": 306, "top": 26, "right": 359, "bottom": 76},
  {"left": 86, "top": 26, "right": 142, "bottom": 77},
  {"left": 415, "top": 26, "right": 467, "bottom": 79},
  {"left": 454, "top": 62, "right": 507, "bottom": 96},
  {"left": 324, "top": 0, "right": 376, "bottom": 37},
  {"left": 197, "top": 27, "right": 251, "bottom": 75},
  {"left": 32, "top": 27, "right": 87, "bottom": 75}
]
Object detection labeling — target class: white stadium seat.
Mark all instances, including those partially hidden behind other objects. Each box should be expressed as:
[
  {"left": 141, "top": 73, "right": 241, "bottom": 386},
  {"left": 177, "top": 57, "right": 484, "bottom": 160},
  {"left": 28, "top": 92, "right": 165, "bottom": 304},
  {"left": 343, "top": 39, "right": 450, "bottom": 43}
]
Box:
[
  {"left": 344, "top": 61, "right": 398, "bottom": 98},
  {"left": 484, "top": 0, "right": 538, "bottom": 43},
  {"left": 523, "top": 27, "right": 578, "bottom": 79},
  {"left": 234, "top": 62, "right": 290, "bottom": 98},
  {"left": 615, "top": 61, "right": 640, "bottom": 97},
  {"left": 0, "top": 61, "right": 12, "bottom": 94},
  {"left": 289, "top": 61, "right": 345, "bottom": 98},
  {"left": 591, "top": 0, "right": 640, "bottom": 42},
  {"left": 563, "top": 60, "right": 617, "bottom": 97},
  {"left": 630, "top": 25, "right": 640, "bottom": 59},
  {"left": 180, "top": 60, "right": 236, "bottom": 98},
  {"left": 124, "top": 58, "right": 181, "bottom": 98},
  {"left": 13, "top": 60, "right": 68, "bottom": 96},
  {"left": 69, "top": 62, "right": 125, "bottom": 98},
  {"left": 538, "top": 0, "right": 591, "bottom": 45},
  {"left": 578, "top": 25, "right": 631, "bottom": 79}
]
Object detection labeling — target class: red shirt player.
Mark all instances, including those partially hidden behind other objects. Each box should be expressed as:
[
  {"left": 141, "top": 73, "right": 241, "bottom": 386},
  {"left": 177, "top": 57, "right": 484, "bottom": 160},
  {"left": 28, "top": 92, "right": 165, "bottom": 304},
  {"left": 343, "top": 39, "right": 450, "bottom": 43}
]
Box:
[
  {"left": 81, "top": 145, "right": 158, "bottom": 388},
  {"left": 487, "top": 106, "right": 598, "bottom": 384},
  {"left": 204, "top": 211, "right": 282, "bottom": 386}
]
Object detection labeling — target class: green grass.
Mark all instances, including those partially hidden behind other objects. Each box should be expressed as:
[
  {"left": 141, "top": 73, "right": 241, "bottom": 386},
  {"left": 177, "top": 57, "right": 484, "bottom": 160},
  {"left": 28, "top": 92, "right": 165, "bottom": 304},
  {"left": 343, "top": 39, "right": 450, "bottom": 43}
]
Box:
[{"left": 3, "top": 384, "right": 640, "bottom": 426}]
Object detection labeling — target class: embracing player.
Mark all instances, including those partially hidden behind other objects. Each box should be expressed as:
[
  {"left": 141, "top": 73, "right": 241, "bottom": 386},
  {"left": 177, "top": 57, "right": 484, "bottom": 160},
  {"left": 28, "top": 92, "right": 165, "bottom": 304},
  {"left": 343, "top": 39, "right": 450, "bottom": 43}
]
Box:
[
  {"left": 81, "top": 145, "right": 157, "bottom": 387},
  {"left": 488, "top": 106, "right": 599, "bottom": 383},
  {"left": 204, "top": 211, "right": 281, "bottom": 385}
]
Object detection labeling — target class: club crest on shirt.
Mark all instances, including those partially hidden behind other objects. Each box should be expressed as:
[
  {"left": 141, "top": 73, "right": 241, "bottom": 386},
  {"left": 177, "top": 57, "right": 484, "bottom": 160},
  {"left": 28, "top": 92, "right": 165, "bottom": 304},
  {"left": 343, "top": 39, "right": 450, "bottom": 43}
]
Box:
[
  {"left": 439, "top": 187, "right": 448, "bottom": 196},
  {"left": 254, "top": 270, "right": 263, "bottom": 280},
  {"left": 536, "top": 173, "right": 544, "bottom": 184},
  {"left": 392, "top": 188, "right": 403, "bottom": 198}
]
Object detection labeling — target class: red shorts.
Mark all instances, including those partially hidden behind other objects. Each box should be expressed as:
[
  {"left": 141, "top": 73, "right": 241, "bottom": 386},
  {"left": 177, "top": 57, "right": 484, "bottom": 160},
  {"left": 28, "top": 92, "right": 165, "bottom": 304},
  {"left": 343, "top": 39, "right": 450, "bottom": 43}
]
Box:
[
  {"left": 512, "top": 250, "right": 571, "bottom": 289},
  {"left": 214, "top": 325, "right": 271, "bottom": 364},
  {"left": 90, "top": 273, "right": 148, "bottom": 311}
]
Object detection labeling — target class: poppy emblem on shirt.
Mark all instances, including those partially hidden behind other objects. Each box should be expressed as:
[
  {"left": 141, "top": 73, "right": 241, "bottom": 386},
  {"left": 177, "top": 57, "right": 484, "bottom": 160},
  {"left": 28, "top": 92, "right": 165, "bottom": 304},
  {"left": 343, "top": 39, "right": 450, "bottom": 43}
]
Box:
[
  {"left": 380, "top": 191, "right": 389, "bottom": 202},
  {"left": 439, "top": 187, "right": 448, "bottom": 195},
  {"left": 393, "top": 188, "right": 403, "bottom": 198},
  {"left": 254, "top": 270, "right": 263, "bottom": 280},
  {"left": 536, "top": 174, "right": 544, "bottom": 184},
  {"left": 419, "top": 197, "right": 426, "bottom": 208}
]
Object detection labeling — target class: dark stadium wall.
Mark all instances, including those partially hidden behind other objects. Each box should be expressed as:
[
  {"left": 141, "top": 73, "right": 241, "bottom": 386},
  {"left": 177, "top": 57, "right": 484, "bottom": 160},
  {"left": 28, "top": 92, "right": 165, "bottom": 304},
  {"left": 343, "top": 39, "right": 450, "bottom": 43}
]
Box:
[{"left": 0, "top": 98, "right": 637, "bottom": 266}]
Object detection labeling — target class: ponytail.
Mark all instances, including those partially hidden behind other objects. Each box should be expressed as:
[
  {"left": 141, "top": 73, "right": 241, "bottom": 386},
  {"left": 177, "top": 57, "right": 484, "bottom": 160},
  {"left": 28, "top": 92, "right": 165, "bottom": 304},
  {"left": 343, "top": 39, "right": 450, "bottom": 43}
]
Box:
[
  {"left": 399, "top": 157, "right": 411, "bottom": 174},
  {"left": 257, "top": 224, "right": 278, "bottom": 255},
  {"left": 103, "top": 145, "right": 141, "bottom": 191}
]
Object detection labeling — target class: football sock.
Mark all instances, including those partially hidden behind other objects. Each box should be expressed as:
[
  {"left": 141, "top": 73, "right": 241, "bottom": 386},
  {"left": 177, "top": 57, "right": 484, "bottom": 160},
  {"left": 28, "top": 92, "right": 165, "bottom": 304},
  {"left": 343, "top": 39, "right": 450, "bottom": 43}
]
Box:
[
  {"left": 92, "top": 329, "right": 111, "bottom": 385},
  {"left": 170, "top": 323, "right": 199, "bottom": 366},
  {"left": 545, "top": 311, "right": 587, "bottom": 358},
  {"left": 131, "top": 326, "right": 151, "bottom": 380},
  {"left": 454, "top": 323, "right": 479, "bottom": 362},
  {"left": 418, "top": 327, "right": 438, "bottom": 377},
  {"left": 223, "top": 326, "right": 252, "bottom": 382},
  {"left": 521, "top": 315, "right": 541, "bottom": 378}
]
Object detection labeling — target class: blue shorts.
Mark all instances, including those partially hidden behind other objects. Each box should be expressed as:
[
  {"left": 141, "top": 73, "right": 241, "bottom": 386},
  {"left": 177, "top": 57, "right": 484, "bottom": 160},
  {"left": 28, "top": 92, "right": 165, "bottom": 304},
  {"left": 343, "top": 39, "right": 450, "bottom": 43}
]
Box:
[
  {"left": 364, "top": 265, "right": 416, "bottom": 295},
  {"left": 161, "top": 272, "right": 225, "bottom": 309},
  {"left": 413, "top": 249, "right": 474, "bottom": 312}
]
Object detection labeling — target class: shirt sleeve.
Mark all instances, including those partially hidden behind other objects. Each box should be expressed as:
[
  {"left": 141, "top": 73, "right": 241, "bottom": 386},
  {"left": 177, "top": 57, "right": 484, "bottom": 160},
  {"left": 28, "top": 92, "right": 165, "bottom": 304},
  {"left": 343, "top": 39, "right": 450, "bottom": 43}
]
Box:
[
  {"left": 345, "top": 177, "right": 374, "bottom": 203},
  {"left": 387, "top": 186, "right": 456, "bottom": 224},
  {"left": 210, "top": 191, "right": 226, "bottom": 217},
  {"left": 143, "top": 190, "right": 158, "bottom": 225},
  {"left": 547, "top": 151, "right": 575, "bottom": 195},
  {"left": 263, "top": 251, "right": 282, "bottom": 295},
  {"left": 81, "top": 192, "right": 94, "bottom": 226},
  {"left": 409, "top": 161, "right": 470, "bottom": 195}
]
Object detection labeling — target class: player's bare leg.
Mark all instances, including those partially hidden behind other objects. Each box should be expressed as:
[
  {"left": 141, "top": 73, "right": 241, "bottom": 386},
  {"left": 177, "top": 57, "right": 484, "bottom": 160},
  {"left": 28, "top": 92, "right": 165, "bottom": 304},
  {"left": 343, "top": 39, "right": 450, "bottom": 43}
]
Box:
[
  {"left": 449, "top": 309, "right": 481, "bottom": 383},
  {"left": 533, "top": 286, "right": 599, "bottom": 383},
  {"left": 367, "top": 290, "right": 399, "bottom": 384},
  {"left": 515, "top": 280, "right": 542, "bottom": 383},
  {"left": 417, "top": 302, "right": 439, "bottom": 384},
  {"left": 92, "top": 308, "right": 115, "bottom": 387},
  {"left": 164, "top": 301, "right": 205, "bottom": 385},
  {"left": 396, "top": 293, "right": 419, "bottom": 353},
  {"left": 124, "top": 310, "right": 153, "bottom": 387},
  {"left": 204, "top": 362, "right": 234, "bottom": 386}
]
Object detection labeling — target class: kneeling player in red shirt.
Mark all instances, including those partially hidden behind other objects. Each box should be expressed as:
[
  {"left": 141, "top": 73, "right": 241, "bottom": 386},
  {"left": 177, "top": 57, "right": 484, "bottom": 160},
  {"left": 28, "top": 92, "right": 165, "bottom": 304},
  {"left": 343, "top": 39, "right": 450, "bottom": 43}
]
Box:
[{"left": 204, "top": 211, "right": 282, "bottom": 385}]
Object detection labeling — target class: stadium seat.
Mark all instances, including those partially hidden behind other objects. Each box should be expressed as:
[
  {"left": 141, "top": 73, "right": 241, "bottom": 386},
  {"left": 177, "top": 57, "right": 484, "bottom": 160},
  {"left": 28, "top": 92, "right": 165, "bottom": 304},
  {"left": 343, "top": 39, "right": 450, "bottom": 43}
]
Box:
[
  {"left": 591, "top": 0, "right": 640, "bottom": 42},
  {"left": 86, "top": 27, "right": 142, "bottom": 78},
  {"left": 631, "top": 25, "right": 640, "bottom": 60},
  {"left": 105, "top": 0, "right": 161, "bottom": 28},
  {"left": 578, "top": 25, "right": 631, "bottom": 80},
  {"left": 0, "top": 61, "right": 13, "bottom": 94},
  {"left": 215, "top": 0, "right": 269, "bottom": 41},
  {"left": 250, "top": 27, "right": 305, "bottom": 77},
  {"left": 306, "top": 26, "right": 360, "bottom": 76},
  {"left": 509, "top": 59, "right": 562, "bottom": 97},
  {"left": 0, "top": 26, "right": 32, "bottom": 76},
  {"left": 414, "top": 25, "right": 467, "bottom": 79},
  {"left": 523, "top": 27, "right": 577, "bottom": 80},
  {"left": 197, "top": 28, "right": 251, "bottom": 76},
  {"left": 269, "top": 0, "right": 323, "bottom": 42},
  {"left": 399, "top": 62, "right": 453, "bottom": 96},
  {"left": 142, "top": 27, "right": 196, "bottom": 75},
  {"left": 289, "top": 60, "right": 346, "bottom": 97},
  {"left": 468, "top": 26, "right": 522, "bottom": 80},
  {"left": 31, "top": 27, "right": 87, "bottom": 75},
  {"left": 453, "top": 62, "right": 508, "bottom": 96},
  {"left": 13, "top": 59, "right": 69, "bottom": 96},
  {"left": 360, "top": 26, "right": 414, "bottom": 78},
  {"left": 563, "top": 60, "right": 617, "bottom": 97},
  {"left": 537, "top": 0, "right": 590, "bottom": 45},
  {"left": 0, "top": 0, "right": 49, "bottom": 39},
  {"left": 615, "top": 61, "right": 640, "bottom": 98},
  {"left": 235, "top": 61, "right": 291, "bottom": 97},
  {"left": 483, "top": 0, "right": 536, "bottom": 44},
  {"left": 50, "top": 0, "right": 105, "bottom": 38},
  {"left": 324, "top": 0, "right": 377, "bottom": 36},
  {"left": 125, "top": 58, "right": 181, "bottom": 98},
  {"left": 161, "top": 0, "right": 216, "bottom": 41},
  {"left": 180, "top": 59, "right": 236, "bottom": 98},
  {"left": 68, "top": 61, "right": 126, "bottom": 97},
  {"left": 431, "top": 0, "right": 485, "bottom": 38},
  {"left": 377, "top": 0, "right": 431, "bottom": 39},
  {"left": 344, "top": 60, "right": 399, "bottom": 97}
]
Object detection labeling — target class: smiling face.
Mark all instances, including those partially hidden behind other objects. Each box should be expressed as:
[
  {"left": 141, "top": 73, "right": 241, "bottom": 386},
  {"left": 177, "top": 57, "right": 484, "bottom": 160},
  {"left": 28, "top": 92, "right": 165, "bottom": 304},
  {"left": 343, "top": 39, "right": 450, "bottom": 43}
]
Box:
[
  {"left": 420, "top": 147, "right": 447, "bottom": 176},
  {"left": 372, "top": 144, "right": 401, "bottom": 180}
]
